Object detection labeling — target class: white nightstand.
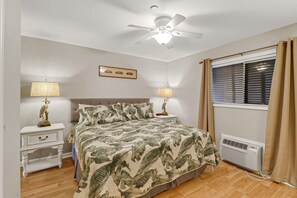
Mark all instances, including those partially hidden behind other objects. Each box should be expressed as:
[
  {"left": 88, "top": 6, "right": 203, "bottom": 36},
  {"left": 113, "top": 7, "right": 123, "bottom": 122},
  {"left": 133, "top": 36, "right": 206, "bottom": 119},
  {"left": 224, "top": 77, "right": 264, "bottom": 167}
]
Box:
[
  {"left": 20, "top": 123, "right": 65, "bottom": 177},
  {"left": 155, "top": 114, "right": 178, "bottom": 124}
]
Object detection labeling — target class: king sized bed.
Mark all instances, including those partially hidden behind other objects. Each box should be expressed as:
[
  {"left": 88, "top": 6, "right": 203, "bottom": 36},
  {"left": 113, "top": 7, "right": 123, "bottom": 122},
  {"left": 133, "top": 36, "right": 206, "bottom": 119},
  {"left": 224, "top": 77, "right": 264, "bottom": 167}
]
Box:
[{"left": 70, "top": 98, "right": 220, "bottom": 198}]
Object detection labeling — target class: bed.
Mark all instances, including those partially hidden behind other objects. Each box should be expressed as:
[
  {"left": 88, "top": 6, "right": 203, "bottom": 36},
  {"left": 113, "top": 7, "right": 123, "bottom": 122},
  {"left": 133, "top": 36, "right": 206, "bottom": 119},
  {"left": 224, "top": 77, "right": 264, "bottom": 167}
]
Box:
[{"left": 71, "top": 98, "right": 220, "bottom": 198}]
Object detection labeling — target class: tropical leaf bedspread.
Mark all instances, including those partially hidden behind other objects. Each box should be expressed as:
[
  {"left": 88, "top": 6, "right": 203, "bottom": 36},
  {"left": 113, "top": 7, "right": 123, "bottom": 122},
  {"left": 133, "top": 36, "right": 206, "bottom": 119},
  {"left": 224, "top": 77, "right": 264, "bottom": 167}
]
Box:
[{"left": 74, "top": 118, "right": 220, "bottom": 198}]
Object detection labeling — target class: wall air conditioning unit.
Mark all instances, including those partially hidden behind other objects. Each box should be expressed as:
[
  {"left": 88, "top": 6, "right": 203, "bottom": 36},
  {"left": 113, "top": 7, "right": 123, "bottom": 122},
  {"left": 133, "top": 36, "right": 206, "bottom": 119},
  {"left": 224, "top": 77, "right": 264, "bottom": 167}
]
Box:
[{"left": 220, "top": 134, "right": 264, "bottom": 172}]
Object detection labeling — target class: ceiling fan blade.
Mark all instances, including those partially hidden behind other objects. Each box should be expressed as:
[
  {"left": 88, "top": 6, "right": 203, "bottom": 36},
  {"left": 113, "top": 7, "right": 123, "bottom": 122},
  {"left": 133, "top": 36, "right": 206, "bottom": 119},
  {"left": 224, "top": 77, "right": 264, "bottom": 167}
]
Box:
[
  {"left": 135, "top": 32, "right": 156, "bottom": 44},
  {"left": 172, "top": 31, "right": 203, "bottom": 39},
  {"left": 165, "top": 14, "right": 186, "bottom": 29},
  {"left": 128, "top": 24, "right": 156, "bottom": 31}
]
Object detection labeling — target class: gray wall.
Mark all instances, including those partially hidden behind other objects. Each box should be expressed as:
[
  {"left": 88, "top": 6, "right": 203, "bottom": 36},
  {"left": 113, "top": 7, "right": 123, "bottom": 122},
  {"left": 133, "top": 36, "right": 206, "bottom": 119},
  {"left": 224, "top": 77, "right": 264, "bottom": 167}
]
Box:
[
  {"left": 21, "top": 36, "right": 168, "bottom": 159},
  {"left": 1, "top": 0, "right": 21, "bottom": 197},
  {"left": 167, "top": 23, "right": 297, "bottom": 146}
]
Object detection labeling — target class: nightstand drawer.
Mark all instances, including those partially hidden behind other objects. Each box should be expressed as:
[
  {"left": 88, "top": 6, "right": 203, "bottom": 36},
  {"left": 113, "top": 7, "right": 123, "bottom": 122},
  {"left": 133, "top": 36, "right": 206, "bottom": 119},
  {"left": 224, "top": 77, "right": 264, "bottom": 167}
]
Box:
[
  {"left": 161, "top": 118, "right": 176, "bottom": 124},
  {"left": 28, "top": 132, "right": 58, "bottom": 146},
  {"left": 155, "top": 115, "right": 178, "bottom": 124}
]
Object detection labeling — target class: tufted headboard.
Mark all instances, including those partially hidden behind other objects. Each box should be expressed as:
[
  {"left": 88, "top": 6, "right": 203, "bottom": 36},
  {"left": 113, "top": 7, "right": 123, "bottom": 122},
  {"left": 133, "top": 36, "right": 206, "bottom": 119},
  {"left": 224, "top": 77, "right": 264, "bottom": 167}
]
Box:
[{"left": 70, "top": 98, "right": 150, "bottom": 123}]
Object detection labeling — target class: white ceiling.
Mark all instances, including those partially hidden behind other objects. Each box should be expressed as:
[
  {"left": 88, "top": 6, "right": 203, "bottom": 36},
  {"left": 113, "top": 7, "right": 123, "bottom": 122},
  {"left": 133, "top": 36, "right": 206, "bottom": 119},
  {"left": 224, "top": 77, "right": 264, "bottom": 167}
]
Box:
[{"left": 22, "top": 0, "right": 297, "bottom": 62}]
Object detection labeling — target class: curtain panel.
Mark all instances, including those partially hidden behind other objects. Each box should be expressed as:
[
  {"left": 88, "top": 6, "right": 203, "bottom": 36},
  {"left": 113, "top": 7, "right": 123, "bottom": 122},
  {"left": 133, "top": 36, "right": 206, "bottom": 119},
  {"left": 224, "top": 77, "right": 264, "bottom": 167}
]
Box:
[
  {"left": 198, "top": 59, "right": 215, "bottom": 142},
  {"left": 263, "top": 38, "right": 297, "bottom": 187}
]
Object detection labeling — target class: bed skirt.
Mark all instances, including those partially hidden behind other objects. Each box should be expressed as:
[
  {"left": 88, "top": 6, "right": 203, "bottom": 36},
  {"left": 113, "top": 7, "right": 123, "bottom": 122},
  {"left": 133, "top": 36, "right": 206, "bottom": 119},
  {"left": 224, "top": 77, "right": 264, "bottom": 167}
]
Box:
[{"left": 73, "top": 149, "right": 207, "bottom": 198}]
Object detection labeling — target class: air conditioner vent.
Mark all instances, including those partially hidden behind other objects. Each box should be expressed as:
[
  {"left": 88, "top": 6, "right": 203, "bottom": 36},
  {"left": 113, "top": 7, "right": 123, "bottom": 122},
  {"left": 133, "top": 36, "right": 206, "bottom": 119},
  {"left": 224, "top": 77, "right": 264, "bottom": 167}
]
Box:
[
  {"left": 220, "top": 134, "right": 263, "bottom": 172},
  {"left": 222, "top": 138, "right": 248, "bottom": 150}
]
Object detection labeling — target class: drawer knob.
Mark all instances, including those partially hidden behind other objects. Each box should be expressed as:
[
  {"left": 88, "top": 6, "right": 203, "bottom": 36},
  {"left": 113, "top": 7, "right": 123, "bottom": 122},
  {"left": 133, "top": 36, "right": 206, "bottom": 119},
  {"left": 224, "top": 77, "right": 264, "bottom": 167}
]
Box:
[{"left": 39, "top": 136, "right": 48, "bottom": 141}]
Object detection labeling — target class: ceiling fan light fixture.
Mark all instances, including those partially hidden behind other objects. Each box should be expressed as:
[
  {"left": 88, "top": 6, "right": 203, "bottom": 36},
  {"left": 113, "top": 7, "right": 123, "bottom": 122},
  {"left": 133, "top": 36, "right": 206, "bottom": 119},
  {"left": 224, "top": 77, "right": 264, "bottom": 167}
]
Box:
[{"left": 153, "top": 31, "right": 172, "bottom": 44}]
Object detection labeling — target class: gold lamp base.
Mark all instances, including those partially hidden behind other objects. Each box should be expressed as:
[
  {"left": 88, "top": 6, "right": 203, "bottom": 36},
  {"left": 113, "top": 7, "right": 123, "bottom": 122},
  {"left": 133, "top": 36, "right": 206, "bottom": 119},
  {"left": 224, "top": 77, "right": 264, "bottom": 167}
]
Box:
[
  {"left": 161, "top": 111, "right": 168, "bottom": 116},
  {"left": 161, "top": 98, "right": 169, "bottom": 116},
  {"left": 38, "top": 120, "right": 51, "bottom": 127}
]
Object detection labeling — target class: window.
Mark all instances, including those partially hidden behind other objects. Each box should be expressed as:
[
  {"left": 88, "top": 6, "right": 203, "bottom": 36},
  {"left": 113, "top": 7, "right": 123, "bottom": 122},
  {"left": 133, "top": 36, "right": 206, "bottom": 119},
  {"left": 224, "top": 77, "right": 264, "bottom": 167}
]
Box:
[{"left": 212, "top": 59, "right": 275, "bottom": 105}]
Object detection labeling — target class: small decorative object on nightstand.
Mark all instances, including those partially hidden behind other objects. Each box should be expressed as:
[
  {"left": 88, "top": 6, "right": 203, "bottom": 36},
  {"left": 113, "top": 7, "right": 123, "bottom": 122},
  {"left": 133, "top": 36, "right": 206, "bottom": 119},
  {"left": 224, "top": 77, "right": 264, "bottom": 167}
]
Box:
[
  {"left": 155, "top": 114, "right": 178, "bottom": 124},
  {"left": 30, "top": 80, "right": 60, "bottom": 127},
  {"left": 157, "top": 87, "right": 173, "bottom": 116},
  {"left": 20, "top": 123, "right": 65, "bottom": 177}
]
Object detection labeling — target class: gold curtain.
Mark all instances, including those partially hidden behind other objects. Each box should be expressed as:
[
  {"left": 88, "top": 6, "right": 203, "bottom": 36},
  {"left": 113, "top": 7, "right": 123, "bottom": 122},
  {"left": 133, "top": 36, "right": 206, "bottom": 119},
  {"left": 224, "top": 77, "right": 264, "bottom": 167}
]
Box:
[
  {"left": 198, "top": 59, "right": 215, "bottom": 141},
  {"left": 263, "top": 38, "right": 297, "bottom": 187}
]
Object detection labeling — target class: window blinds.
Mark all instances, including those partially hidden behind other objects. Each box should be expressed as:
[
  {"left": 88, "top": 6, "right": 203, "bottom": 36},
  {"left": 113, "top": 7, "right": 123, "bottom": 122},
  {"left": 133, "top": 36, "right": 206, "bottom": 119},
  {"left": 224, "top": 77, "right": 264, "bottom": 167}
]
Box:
[
  {"left": 212, "top": 63, "right": 244, "bottom": 104},
  {"left": 212, "top": 59, "right": 275, "bottom": 105},
  {"left": 245, "top": 59, "right": 275, "bottom": 105}
]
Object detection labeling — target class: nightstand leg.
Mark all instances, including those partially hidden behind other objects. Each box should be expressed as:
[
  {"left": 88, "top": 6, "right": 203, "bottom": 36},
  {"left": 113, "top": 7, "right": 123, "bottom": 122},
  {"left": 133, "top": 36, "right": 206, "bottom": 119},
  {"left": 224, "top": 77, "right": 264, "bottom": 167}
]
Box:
[
  {"left": 22, "top": 151, "right": 28, "bottom": 177},
  {"left": 58, "top": 145, "right": 63, "bottom": 168}
]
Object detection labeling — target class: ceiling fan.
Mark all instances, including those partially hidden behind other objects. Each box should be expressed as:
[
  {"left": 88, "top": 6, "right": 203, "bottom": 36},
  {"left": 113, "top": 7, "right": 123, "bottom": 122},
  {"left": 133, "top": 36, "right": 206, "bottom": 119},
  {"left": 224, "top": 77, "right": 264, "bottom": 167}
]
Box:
[{"left": 128, "top": 14, "right": 203, "bottom": 47}]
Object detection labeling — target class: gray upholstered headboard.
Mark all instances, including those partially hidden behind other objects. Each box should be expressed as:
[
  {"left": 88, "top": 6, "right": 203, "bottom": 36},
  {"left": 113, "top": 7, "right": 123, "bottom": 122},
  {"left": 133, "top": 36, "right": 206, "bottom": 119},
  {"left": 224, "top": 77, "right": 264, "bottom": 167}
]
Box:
[{"left": 70, "top": 98, "right": 150, "bottom": 122}]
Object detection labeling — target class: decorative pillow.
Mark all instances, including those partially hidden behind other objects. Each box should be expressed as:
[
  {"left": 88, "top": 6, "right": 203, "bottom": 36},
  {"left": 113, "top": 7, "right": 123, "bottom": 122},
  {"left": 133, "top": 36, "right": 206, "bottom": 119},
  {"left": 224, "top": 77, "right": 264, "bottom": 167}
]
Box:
[
  {"left": 78, "top": 104, "right": 94, "bottom": 124},
  {"left": 133, "top": 102, "right": 154, "bottom": 119},
  {"left": 111, "top": 103, "right": 128, "bottom": 121},
  {"left": 88, "top": 104, "right": 125, "bottom": 125},
  {"left": 78, "top": 103, "right": 126, "bottom": 125},
  {"left": 122, "top": 102, "right": 154, "bottom": 120},
  {"left": 122, "top": 103, "right": 143, "bottom": 120}
]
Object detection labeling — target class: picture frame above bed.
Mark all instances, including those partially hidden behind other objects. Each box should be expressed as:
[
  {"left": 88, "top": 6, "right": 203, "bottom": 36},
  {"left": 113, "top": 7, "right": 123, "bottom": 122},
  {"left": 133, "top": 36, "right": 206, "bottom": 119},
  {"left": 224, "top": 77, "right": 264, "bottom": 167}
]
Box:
[{"left": 99, "top": 65, "right": 137, "bottom": 79}]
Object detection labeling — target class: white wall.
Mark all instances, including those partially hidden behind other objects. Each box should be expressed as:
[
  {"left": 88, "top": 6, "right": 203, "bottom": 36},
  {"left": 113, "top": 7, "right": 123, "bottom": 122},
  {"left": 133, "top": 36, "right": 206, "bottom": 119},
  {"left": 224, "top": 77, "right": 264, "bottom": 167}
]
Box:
[
  {"left": 1, "top": 0, "right": 21, "bottom": 197},
  {"left": 167, "top": 22, "right": 297, "bottom": 145},
  {"left": 21, "top": 36, "right": 168, "bottom": 159}
]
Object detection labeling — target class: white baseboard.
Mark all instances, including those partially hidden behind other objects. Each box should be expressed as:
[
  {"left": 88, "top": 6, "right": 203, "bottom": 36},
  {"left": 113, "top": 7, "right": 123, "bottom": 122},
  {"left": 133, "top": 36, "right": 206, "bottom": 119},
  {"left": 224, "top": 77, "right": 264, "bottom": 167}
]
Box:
[
  {"left": 283, "top": 182, "right": 297, "bottom": 189},
  {"left": 20, "top": 152, "right": 72, "bottom": 167},
  {"left": 61, "top": 152, "right": 72, "bottom": 159}
]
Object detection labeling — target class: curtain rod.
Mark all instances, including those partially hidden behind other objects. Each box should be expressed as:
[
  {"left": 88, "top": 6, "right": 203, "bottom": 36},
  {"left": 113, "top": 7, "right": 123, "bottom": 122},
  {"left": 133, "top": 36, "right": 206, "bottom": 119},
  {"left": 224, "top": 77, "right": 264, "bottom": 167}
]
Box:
[{"left": 198, "top": 44, "right": 278, "bottom": 64}]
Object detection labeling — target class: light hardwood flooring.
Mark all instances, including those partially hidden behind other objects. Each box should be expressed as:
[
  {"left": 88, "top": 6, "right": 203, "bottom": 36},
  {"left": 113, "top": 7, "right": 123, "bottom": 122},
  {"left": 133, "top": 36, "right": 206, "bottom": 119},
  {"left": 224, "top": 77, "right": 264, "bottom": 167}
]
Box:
[
  {"left": 21, "top": 158, "right": 77, "bottom": 198},
  {"left": 21, "top": 158, "right": 297, "bottom": 198}
]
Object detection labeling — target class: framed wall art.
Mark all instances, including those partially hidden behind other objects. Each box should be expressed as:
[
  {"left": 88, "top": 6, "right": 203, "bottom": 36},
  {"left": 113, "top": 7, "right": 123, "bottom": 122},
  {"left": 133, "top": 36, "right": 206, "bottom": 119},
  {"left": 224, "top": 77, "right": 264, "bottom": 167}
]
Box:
[{"left": 98, "top": 65, "right": 137, "bottom": 79}]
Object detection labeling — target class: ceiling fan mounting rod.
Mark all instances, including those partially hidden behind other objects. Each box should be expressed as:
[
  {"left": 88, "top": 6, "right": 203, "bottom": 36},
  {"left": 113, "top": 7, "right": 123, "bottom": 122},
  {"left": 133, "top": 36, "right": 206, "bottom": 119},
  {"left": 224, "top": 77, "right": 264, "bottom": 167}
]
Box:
[{"left": 155, "top": 16, "right": 171, "bottom": 28}]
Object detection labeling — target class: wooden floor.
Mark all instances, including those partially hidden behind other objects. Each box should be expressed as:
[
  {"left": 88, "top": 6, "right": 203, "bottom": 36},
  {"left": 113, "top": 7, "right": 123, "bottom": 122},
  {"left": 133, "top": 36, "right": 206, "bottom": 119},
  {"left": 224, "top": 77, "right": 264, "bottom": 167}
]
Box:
[{"left": 21, "top": 158, "right": 297, "bottom": 198}]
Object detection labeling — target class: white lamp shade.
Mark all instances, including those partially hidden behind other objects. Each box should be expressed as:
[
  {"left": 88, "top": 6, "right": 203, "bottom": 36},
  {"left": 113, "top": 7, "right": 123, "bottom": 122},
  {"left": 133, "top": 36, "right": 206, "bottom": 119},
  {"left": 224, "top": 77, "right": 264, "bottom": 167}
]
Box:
[
  {"left": 30, "top": 82, "right": 60, "bottom": 97},
  {"left": 153, "top": 32, "right": 173, "bottom": 44},
  {"left": 158, "top": 88, "right": 173, "bottom": 98}
]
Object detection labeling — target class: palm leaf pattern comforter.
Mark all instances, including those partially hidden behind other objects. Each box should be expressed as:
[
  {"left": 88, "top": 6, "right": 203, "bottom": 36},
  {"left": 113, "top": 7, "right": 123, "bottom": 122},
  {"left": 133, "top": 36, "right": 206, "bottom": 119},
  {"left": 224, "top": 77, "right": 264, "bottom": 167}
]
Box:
[{"left": 74, "top": 118, "right": 220, "bottom": 198}]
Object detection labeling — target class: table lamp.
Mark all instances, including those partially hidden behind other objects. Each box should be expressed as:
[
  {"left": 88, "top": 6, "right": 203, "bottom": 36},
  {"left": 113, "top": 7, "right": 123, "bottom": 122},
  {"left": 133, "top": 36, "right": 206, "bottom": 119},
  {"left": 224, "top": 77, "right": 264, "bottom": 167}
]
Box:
[
  {"left": 158, "top": 87, "right": 173, "bottom": 116},
  {"left": 30, "top": 80, "right": 60, "bottom": 127}
]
